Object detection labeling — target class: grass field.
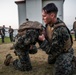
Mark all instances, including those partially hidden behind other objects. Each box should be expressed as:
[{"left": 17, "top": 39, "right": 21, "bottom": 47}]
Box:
[
  {"left": 0, "top": 36, "right": 76, "bottom": 75},
  {"left": 0, "top": 37, "right": 11, "bottom": 44}
]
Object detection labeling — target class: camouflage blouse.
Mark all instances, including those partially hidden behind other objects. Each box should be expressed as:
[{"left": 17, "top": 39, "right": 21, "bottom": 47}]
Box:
[{"left": 40, "top": 20, "right": 72, "bottom": 57}]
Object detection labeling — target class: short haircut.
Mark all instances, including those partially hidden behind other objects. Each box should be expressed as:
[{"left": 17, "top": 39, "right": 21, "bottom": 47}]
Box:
[{"left": 43, "top": 3, "right": 58, "bottom": 14}]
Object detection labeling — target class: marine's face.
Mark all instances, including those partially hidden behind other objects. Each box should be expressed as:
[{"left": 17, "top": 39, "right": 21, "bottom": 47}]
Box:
[
  {"left": 9, "top": 26, "right": 11, "bottom": 29},
  {"left": 3, "top": 25, "right": 5, "bottom": 28},
  {"left": 42, "top": 10, "right": 55, "bottom": 25},
  {"left": 42, "top": 10, "right": 51, "bottom": 24}
]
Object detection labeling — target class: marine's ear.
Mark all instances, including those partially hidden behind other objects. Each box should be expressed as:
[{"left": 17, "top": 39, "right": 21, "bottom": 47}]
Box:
[{"left": 49, "top": 12, "right": 56, "bottom": 19}]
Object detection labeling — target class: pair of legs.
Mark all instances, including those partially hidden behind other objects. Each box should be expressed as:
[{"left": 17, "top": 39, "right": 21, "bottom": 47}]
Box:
[
  {"left": 4, "top": 50, "right": 32, "bottom": 71},
  {"left": 9, "top": 34, "right": 13, "bottom": 42},
  {"left": 1, "top": 35, "right": 5, "bottom": 43},
  {"left": 13, "top": 51, "right": 32, "bottom": 71},
  {"left": 48, "top": 48, "right": 74, "bottom": 75},
  {"left": 4, "top": 45, "right": 37, "bottom": 71}
]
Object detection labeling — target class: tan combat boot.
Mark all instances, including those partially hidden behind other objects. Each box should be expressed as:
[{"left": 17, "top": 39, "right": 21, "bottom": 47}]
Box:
[{"left": 4, "top": 54, "right": 13, "bottom": 66}]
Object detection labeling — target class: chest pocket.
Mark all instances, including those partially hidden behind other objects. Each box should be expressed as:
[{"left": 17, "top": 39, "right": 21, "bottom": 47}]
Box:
[{"left": 46, "top": 23, "right": 73, "bottom": 52}]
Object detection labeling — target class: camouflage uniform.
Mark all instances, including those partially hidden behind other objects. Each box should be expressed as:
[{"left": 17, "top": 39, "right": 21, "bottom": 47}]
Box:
[
  {"left": 1, "top": 26, "right": 5, "bottom": 43},
  {"left": 73, "top": 21, "right": 76, "bottom": 40},
  {"left": 39, "top": 18, "right": 74, "bottom": 75},
  {"left": 13, "top": 29, "right": 39, "bottom": 71},
  {"left": 4, "top": 21, "right": 43, "bottom": 71}
]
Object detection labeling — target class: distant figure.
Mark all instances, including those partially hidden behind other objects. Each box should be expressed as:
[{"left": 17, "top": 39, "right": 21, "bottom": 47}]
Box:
[
  {"left": 0, "top": 28, "right": 2, "bottom": 35},
  {"left": 1, "top": 25, "right": 6, "bottom": 43},
  {"left": 8, "top": 26, "right": 14, "bottom": 42},
  {"left": 73, "top": 17, "right": 76, "bottom": 41},
  {"left": 26, "top": 18, "right": 29, "bottom": 22}
]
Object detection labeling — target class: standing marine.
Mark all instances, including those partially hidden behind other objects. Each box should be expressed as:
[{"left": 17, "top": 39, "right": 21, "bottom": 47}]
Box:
[{"left": 73, "top": 17, "right": 76, "bottom": 41}]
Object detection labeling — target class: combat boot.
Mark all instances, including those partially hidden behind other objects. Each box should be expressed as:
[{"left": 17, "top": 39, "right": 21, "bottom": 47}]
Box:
[{"left": 4, "top": 54, "right": 13, "bottom": 66}]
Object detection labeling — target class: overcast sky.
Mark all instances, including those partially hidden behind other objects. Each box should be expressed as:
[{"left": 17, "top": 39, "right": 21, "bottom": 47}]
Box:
[
  {"left": 0, "top": 0, "right": 76, "bottom": 29},
  {"left": 0, "top": 0, "right": 18, "bottom": 29}
]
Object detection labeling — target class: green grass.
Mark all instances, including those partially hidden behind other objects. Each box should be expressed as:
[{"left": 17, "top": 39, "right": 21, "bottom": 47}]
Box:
[
  {"left": 0, "top": 37, "right": 11, "bottom": 44},
  {"left": 0, "top": 35, "right": 76, "bottom": 75},
  {"left": 71, "top": 34, "right": 74, "bottom": 38}
]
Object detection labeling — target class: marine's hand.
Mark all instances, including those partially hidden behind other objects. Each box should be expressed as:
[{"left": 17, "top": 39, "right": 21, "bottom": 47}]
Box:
[
  {"left": 30, "top": 45, "right": 33, "bottom": 50},
  {"left": 38, "top": 34, "right": 45, "bottom": 41}
]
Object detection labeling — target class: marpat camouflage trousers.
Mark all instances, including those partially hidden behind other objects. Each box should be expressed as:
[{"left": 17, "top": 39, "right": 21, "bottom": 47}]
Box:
[
  {"left": 13, "top": 50, "right": 32, "bottom": 71},
  {"left": 54, "top": 48, "right": 74, "bottom": 75}
]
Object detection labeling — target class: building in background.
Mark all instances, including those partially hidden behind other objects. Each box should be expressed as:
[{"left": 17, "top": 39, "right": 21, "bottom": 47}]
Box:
[{"left": 15, "top": 0, "right": 65, "bottom": 26}]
